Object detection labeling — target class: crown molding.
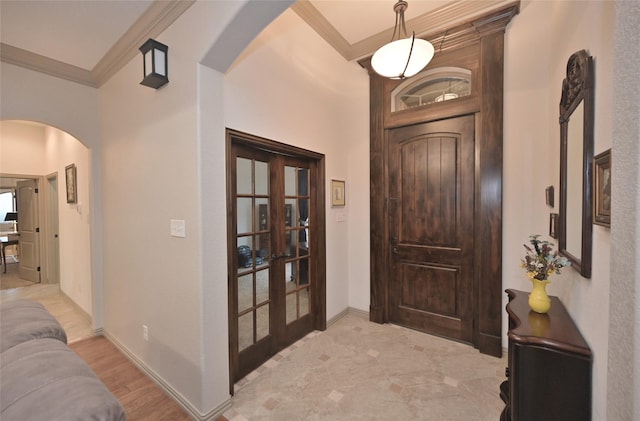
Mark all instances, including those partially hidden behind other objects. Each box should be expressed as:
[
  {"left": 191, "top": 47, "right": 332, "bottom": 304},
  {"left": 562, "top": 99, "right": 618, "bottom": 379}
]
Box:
[
  {"left": 293, "top": 0, "right": 512, "bottom": 62},
  {"left": 2, "top": 0, "right": 514, "bottom": 87},
  {"left": 0, "top": 0, "right": 195, "bottom": 88},
  {"left": 0, "top": 43, "right": 96, "bottom": 87},
  {"left": 290, "top": 1, "right": 352, "bottom": 59},
  {"left": 92, "top": 0, "right": 195, "bottom": 86}
]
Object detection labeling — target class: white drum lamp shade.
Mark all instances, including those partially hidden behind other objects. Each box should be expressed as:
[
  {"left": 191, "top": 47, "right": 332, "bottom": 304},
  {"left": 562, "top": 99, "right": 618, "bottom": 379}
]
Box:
[
  {"left": 371, "top": 1, "right": 434, "bottom": 80},
  {"left": 371, "top": 34, "right": 434, "bottom": 79}
]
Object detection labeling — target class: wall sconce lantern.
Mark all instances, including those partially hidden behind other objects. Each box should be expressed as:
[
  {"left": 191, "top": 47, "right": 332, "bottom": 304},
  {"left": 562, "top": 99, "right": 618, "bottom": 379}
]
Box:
[{"left": 139, "top": 38, "right": 169, "bottom": 89}]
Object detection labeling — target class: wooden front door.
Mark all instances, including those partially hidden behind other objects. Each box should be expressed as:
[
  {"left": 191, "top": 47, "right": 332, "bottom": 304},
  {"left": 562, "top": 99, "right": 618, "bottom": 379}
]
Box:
[
  {"left": 227, "top": 130, "right": 326, "bottom": 389},
  {"left": 387, "top": 115, "right": 475, "bottom": 342}
]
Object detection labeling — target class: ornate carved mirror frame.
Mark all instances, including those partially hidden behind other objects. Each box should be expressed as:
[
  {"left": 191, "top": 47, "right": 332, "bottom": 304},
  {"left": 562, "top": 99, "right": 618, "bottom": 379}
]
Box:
[{"left": 559, "top": 50, "right": 594, "bottom": 278}]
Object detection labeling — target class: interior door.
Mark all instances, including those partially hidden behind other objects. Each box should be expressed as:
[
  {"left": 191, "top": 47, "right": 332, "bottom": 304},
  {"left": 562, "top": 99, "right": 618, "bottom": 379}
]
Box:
[
  {"left": 16, "top": 179, "right": 40, "bottom": 283},
  {"left": 387, "top": 115, "right": 475, "bottom": 343},
  {"left": 229, "top": 141, "right": 321, "bottom": 385},
  {"left": 280, "top": 158, "right": 314, "bottom": 344}
]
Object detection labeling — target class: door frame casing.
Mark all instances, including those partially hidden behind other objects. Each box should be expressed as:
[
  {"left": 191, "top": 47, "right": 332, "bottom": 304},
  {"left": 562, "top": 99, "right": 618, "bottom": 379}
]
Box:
[
  {"left": 361, "top": 4, "right": 519, "bottom": 357},
  {"left": 225, "top": 129, "right": 327, "bottom": 390},
  {"left": 44, "top": 172, "right": 60, "bottom": 284}
]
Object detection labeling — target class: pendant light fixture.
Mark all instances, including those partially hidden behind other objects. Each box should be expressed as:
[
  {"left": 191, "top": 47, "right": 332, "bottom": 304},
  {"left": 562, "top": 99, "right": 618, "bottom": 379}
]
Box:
[{"left": 371, "top": 1, "right": 434, "bottom": 80}]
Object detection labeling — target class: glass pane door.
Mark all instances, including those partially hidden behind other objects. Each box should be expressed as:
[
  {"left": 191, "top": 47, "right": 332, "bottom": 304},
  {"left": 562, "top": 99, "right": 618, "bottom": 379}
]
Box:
[
  {"left": 284, "top": 164, "right": 311, "bottom": 325},
  {"left": 229, "top": 133, "right": 323, "bottom": 386},
  {"left": 236, "top": 157, "right": 271, "bottom": 352}
]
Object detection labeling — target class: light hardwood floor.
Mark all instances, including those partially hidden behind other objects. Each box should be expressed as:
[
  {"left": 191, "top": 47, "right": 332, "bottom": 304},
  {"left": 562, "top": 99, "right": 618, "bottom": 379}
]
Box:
[{"left": 70, "top": 336, "right": 199, "bottom": 421}]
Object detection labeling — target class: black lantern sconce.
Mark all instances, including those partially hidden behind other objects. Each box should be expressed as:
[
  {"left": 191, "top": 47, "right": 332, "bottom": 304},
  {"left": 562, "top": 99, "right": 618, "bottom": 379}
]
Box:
[{"left": 139, "top": 38, "right": 169, "bottom": 89}]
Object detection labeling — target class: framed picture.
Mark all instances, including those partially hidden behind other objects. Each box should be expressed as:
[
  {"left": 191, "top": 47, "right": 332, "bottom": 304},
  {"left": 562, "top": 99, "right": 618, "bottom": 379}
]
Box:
[
  {"left": 545, "top": 186, "right": 554, "bottom": 208},
  {"left": 549, "top": 213, "right": 559, "bottom": 239},
  {"left": 331, "top": 179, "right": 345, "bottom": 207},
  {"left": 65, "top": 163, "right": 77, "bottom": 203},
  {"left": 593, "top": 149, "right": 611, "bottom": 227}
]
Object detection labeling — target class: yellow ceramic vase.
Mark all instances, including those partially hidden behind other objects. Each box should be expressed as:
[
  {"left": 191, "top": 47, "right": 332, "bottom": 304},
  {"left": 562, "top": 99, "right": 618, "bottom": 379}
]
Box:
[{"left": 528, "top": 279, "right": 551, "bottom": 314}]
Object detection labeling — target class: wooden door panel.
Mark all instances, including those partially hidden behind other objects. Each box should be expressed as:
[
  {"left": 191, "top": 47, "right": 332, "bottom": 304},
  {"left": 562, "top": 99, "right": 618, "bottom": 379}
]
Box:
[
  {"left": 400, "top": 136, "right": 458, "bottom": 246},
  {"left": 389, "top": 116, "right": 474, "bottom": 343},
  {"left": 399, "top": 263, "right": 459, "bottom": 316}
]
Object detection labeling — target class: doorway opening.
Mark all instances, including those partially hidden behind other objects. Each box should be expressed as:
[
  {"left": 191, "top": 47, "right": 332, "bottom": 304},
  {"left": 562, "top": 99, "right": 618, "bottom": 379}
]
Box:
[
  {"left": 226, "top": 129, "right": 327, "bottom": 390},
  {"left": 0, "top": 176, "right": 41, "bottom": 288},
  {"left": 0, "top": 120, "right": 93, "bottom": 320}
]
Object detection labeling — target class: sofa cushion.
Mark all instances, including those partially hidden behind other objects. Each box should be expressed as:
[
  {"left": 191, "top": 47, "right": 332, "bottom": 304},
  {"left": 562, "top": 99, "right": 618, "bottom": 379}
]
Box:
[
  {"left": 0, "top": 299, "right": 67, "bottom": 352},
  {"left": 0, "top": 338, "right": 126, "bottom": 421}
]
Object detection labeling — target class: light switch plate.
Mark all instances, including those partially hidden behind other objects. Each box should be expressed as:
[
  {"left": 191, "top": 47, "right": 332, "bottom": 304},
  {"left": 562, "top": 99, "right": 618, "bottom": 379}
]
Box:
[
  {"left": 336, "top": 211, "right": 346, "bottom": 222},
  {"left": 170, "top": 219, "right": 186, "bottom": 237}
]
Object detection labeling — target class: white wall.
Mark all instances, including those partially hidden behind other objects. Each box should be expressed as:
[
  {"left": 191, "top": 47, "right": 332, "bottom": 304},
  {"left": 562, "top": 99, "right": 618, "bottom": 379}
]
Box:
[
  {"left": 43, "top": 126, "right": 92, "bottom": 314},
  {"left": 0, "top": 121, "right": 92, "bottom": 315},
  {"left": 224, "top": 9, "right": 370, "bottom": 320},
  {"left": 0, "top": 62, "right": 104, "bottom": 327},
  {"left": 0, "top": 121, "right": 47, "bottom": 173},
  {"left": 98, "top": 0, "right": 249, "bottom": 415},
  {"left": 503, "top": 2, "right": 614, "bottom": 418},
  {"left": 608, "top": 2, "right": 640, "bottom": 419}
]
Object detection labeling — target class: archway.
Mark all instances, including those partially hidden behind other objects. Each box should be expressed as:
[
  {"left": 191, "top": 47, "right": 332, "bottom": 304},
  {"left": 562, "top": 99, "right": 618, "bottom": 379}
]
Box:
[{"left": 0, "top": 120, "right": 93, "bottom": 318}]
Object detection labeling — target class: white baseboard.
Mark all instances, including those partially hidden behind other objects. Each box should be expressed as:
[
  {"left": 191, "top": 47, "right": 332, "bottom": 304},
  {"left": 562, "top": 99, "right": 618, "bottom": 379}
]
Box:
[
  {"left": 327, "top": 306, "right": 369, "bottom": 327},
  {"left": 102, "top": 331, "right": 231, "bottom": 421}
]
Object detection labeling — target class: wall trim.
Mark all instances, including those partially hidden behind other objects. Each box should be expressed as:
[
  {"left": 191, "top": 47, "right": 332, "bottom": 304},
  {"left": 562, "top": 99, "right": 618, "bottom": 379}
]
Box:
[
  {"left": 0, "top": 0, "right": 195, "bottom": 88},
  {"left": 327, "top": 306, "right": 369, "bottom": 327},
  {"left": 292, "top": 0, "right": 513, "bottom": 62},
  {"left": 102, "top": 332, "right": 231, "bottom": 421}
]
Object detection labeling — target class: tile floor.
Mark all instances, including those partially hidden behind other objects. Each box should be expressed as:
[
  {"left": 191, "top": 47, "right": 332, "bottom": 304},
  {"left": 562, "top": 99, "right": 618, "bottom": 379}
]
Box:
[
  {"left": 2, "top": 283, "right": 507, "bottom": 420},
  {"left": 224, "top": 312, "right": 507, "bottom": 421}
]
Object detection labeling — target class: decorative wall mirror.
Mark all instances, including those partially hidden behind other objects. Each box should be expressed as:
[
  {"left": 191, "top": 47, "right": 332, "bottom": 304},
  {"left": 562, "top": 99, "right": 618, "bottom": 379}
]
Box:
[{"left": 559, "top": 50, "right": 594, "bottom": 278}]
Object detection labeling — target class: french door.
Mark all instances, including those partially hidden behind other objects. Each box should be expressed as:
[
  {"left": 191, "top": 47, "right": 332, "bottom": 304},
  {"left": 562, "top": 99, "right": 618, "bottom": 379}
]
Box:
[{"left": 227, "top": 130, "right": 326, "bottom": 388}]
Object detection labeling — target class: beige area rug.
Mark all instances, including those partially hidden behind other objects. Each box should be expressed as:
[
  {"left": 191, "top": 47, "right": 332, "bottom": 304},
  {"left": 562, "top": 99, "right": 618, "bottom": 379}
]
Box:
[{"left": 0, "top": 256, "right": 37, "bottom": 290}]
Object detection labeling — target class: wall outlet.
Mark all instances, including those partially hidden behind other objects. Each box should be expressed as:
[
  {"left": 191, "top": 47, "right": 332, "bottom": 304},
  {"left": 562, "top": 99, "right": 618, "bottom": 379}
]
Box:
[{"left": 142, "top": 325, "right": 149, "bottom": 342}]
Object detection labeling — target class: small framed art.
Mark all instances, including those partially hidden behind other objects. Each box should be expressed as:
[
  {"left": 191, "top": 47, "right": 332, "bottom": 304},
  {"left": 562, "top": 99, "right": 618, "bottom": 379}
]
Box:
[
  {"left": 593, "top": 149, "right": 611, "bottom": 227},
  {"left": 549, "top": 213, "right": 559, "bottom": 239},
  {"left": 331, "top": 179, "right": 345, "bottom": 207},
  {"left": 65, "top": 163, "right": 77, "bottom": 203},
  {"left": 545, "top": 186, "right": 554, "bottom": 208}
]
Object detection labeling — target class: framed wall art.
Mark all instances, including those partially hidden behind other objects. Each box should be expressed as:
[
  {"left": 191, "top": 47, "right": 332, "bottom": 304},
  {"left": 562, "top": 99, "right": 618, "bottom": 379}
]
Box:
[
  {"left": 331, "top": 179, "right": 345, "bottom": 207},
  {"left": 65, "top": 163, "right": 77, "bottom": 203},
  {"left": 593, "top": 149, "right": 611, "bottom": 227},
  {"left": 549, "top": 213, "right": 559, "bottom": 239},
  {"left": 545, "top": 186, "right": 554, "bottom": 208}
]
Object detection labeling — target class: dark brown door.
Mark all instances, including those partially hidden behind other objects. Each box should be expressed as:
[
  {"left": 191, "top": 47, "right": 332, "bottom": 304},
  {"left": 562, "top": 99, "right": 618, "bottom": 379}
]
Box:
[
  {"left": 228, "top": 136, "right": 324, "bottom": 387},
  {"left": 387, "top": 115, "right": 475, "bottom": 343}
]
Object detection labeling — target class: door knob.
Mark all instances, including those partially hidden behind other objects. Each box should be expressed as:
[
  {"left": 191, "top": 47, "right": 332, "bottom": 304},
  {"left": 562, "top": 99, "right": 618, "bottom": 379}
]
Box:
[{"left": 392, "top": 247, "right": 399, "bottom": 254}]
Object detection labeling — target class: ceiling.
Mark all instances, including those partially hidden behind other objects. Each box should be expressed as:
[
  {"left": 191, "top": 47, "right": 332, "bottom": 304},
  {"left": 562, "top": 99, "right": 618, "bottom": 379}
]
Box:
[{"left": 0, "top": 0, "right": 511, "bottom": 88}]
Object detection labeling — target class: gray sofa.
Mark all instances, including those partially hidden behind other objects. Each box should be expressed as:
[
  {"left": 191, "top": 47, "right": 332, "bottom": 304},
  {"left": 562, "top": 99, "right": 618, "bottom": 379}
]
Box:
[{"left": 0, "top": 299, "right": 126, "bottom": 421}]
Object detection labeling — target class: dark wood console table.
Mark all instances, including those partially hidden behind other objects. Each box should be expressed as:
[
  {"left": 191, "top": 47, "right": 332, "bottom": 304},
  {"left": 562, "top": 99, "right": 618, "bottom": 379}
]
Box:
[{"left": 501, "top": 289, "right": 592, "bottom": 421}]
